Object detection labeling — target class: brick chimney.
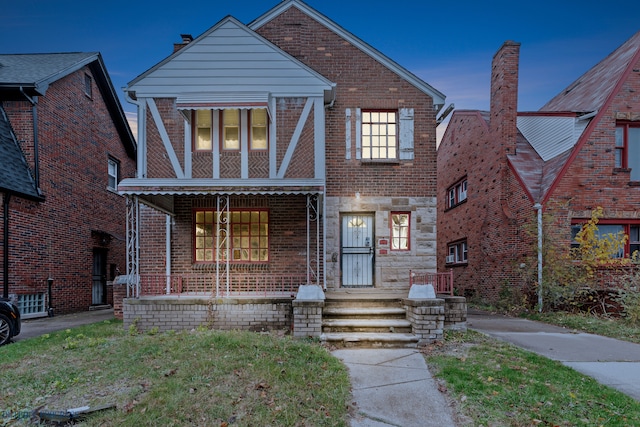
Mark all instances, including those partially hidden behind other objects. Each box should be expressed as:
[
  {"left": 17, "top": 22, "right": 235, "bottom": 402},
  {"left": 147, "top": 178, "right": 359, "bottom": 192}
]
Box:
[
  {"left": 173, "top": 34, "right": 193, "bottom": 53},
  {"left": 490, "top": 41, "right": 520, "bottom": 155}
]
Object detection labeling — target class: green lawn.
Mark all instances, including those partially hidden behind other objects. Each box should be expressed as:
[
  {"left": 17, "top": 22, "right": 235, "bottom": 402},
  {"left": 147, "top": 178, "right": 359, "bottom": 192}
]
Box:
[
  {"left": 425, "top": 329, "right": 640, "bottom": 426},
  {"left": 1, "top": 321, "right": 351, "bottom": 426}
]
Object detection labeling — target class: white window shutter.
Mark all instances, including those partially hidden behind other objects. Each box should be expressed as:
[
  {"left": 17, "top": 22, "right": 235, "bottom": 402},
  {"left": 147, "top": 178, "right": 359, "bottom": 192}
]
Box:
[
  {"left": 345, "top": 108, "right": 351, "bottom": 160},
  {"left": 355, "top": 108, "right": 362, "bottom": 160},
  {"left": 399, "top": 108, "right": 414, "bottom": 160}
]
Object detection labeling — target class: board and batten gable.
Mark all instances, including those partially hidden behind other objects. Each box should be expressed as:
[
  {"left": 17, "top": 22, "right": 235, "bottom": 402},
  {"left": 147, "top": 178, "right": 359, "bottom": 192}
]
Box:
[{"left": 127, "top": 17, "right": 334, "bottom": 99}]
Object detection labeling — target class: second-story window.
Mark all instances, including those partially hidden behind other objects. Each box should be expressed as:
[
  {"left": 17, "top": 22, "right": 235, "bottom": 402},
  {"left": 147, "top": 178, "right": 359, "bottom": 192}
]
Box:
[
  {"left": 362, "top": 110, "right": 397, "bottom": 160},
  {"left": 84, "top": 73, "right": 92, "bottom": 98},
  {"left": 251, "top": 108, "right": 268, "bottom": 150},
  {"left": 615, "top": 123, "right": 640, "bottom": 180},
  {"left": 195, "top": 110, "right": 212, "bottom": 150},
  {"left": 107, "top": 157, "right": 119, "bottom": 191},
  {"left": 193, "top": 108, "right": 269, "bottom": 152},
  {"left": 447, "top": 178, "right": 467, "bottom": 209},
  {"left": 223, "top": 109, "right": 240, "bottom": 150}
]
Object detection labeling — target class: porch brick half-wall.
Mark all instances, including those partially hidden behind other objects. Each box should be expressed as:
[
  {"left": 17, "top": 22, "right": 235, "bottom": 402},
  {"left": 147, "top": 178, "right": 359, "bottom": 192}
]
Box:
[
  {"left": 403, "top": 298, "right": 445, "bottom": 344},
  {"left": 292, "top": 299, "right": 324, "bottom": 338},
  {"left": 443, "top": 296, "right": 467, "bottom": 331},
  {"left": 123, "top": 297, "right": 292, "bottom": 333}
]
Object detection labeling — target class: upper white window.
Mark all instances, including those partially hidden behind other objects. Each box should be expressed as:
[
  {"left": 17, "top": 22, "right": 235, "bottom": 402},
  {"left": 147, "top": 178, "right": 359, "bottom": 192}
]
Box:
[
  {"left": 350, "top": 108, "right": 414, "bottom": 161},
  {"left": 362, "top": 110, "right": 397, "bottom": 160},
  {"left": 107, "top": 157, "right": 119, "bottom": 190},
  {"left": 192, "top": 108, "right": 268, "bottom": 152}
]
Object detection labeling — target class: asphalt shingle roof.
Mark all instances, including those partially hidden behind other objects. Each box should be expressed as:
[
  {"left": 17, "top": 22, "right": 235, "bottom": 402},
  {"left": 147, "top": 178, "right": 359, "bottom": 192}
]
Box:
[
  {"left": 0, "top": 104, "right": 40, "bottom": 199},
  {"left": 0, "top": 52, "right": 98, "bottom": 95}
]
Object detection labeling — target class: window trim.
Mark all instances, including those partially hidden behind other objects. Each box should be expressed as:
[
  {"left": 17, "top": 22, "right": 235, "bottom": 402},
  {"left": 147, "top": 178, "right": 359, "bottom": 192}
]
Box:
[
  {"left": 390, "top": 212, "right": 410, "bottom": 251},
  {"left": 193, "top": 208, "right": 269, "bottom": 264},
  {"left": 446, "top": 178, "right": 468, "bottom": 210},
  {"left": 446, "top": 240, "right": 468, "bottom": 265}
]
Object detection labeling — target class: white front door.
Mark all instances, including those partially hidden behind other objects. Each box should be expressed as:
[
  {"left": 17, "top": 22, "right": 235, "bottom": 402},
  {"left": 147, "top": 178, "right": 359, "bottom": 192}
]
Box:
[{"left": 341, "top": 214, "right": 374, "bottom": 287}]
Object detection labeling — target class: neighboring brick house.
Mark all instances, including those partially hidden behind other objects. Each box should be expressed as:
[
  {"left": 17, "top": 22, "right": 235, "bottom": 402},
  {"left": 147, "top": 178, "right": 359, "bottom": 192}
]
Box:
[
  {"left": 119, "top": 0, "right": 445, "bottom": 329},
  {"left": 0, "top": 53, "right": 136, "bottom": 316},
  {"left": 437, "top": 32, "right": 640, "bottom": 302}
]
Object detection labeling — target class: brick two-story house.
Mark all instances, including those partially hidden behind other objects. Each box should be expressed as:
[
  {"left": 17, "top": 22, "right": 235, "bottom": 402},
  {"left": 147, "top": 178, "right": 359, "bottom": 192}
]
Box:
[
  {"left": 118, "top": 0, "right": 448, "bottom": 334},
  {"left": 438, "top": 32, "right": 640, "bottom": 303},
  {"left": 0, "top": 53, "right": 136, "bottom": 316}
]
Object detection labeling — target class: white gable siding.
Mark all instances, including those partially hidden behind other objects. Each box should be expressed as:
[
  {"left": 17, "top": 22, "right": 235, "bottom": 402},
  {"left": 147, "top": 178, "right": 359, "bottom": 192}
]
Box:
[
  {"left": 517, "top": 116, "right": 589, "bottom": 161},
  {"left": 128, "top": 19, "right": 333, "bottom": 98}
]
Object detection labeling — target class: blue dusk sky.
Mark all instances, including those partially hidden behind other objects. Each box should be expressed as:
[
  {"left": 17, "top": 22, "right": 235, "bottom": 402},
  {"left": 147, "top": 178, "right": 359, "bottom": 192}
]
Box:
[{"left": 2, "top": 0, "right": 639, "bottom": 137}]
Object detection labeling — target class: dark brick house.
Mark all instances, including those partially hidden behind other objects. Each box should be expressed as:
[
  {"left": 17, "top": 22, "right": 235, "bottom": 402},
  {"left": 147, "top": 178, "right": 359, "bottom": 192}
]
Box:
[
  {"left": 118, "top": 0, "right": 448, "bottom": 333},
  {"left": 437, "top": 32, "right": 640, "bottom": 302},
  {"left": 0, "top": 53, "right": 136, "bottom": 316}
]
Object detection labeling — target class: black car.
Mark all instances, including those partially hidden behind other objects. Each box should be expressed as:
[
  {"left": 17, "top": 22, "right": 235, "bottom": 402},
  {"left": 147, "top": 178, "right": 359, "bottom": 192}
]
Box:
[{"left": 0, "top": 297, "right": 21, "bottom": 345}]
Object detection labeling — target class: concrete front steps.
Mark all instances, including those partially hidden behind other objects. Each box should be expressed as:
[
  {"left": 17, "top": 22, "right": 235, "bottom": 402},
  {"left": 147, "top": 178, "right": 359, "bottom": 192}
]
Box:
[{"left": 320, "top": 290, "right": 419, "bottom": 348}]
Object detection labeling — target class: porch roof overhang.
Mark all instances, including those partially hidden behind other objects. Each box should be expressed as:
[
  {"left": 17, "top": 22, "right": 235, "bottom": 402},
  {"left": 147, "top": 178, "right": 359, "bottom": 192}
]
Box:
[
  {"left": 176, "top": 92, "right": 274, "bottom": 118},
  {"left": 118, "top": 178, "right": 325, "bottom": 215}
]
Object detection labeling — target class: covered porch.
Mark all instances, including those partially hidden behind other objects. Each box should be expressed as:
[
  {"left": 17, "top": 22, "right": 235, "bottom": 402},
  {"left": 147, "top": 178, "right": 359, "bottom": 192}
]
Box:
[{"left": 120, "top": 189, "right": 324, "bottom": 300}]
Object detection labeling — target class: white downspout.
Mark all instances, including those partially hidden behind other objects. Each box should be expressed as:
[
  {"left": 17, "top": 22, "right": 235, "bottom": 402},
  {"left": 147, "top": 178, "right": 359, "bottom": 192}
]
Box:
[
  {"left": 166, "top": 215, "right": 171, "bottom": 294},
  {"left": 533, "top": 203, "right": 543, "bottom": 312}
]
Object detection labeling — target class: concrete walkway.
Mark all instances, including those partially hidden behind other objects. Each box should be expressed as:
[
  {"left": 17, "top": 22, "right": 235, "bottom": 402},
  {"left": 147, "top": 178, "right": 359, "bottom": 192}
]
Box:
[
  {"left": 468, "top": 310, "right": 640, "bottom": 401},
  {"left": 332, "top": 348, "right": 457, "bottom": 427}
]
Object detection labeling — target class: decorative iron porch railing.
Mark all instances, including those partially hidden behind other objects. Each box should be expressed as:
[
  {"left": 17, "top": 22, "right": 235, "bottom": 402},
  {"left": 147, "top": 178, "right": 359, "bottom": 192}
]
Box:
[
  {"left": 136, "top": 273, "right": 310, "bottom": 298},
  {"left": 409, "top": 270, "right": 454, "bottom": 296}
]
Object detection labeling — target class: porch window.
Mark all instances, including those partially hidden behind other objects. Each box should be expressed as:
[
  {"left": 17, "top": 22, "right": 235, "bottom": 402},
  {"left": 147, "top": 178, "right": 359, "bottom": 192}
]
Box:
[
  {"left": 390, "top": 212, "right": 410, "bottom": 251},
  {"left": 362, "top": 110, "right": 397, "bottom": 159},
  {"left": 615, "top": 123, "right": 640, "bottom": 180},
  {"left": 446, "top": 240, "right": 467, "bottom": 264},
  {"left": 194, "top": 209, "right": 269, "bottom": 263}
]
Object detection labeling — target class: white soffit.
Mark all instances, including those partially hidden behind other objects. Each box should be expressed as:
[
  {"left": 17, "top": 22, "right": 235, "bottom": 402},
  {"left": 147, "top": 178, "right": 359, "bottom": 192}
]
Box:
[{"left": 517, "top": 116, "right": 590, "bottom": 161}]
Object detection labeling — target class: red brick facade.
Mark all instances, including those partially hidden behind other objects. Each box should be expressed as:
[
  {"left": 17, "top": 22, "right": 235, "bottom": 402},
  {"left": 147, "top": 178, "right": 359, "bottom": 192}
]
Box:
[
  {"left": 256, "top": 8, "right": 438, "bottom": 198},
  {"left": 127, "top": 2, "right": 441, "bottom": 294},
  {"left": 438, "top": 36, "right": 640, "bottom": 302},
  {"left": 1, "top": 65, "right": 136, "bottom": 315}
]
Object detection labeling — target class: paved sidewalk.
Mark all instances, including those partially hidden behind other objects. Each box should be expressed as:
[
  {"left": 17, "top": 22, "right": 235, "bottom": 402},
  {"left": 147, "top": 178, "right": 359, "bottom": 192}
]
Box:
[
  {"left": 15, "top": 308, "right": 115, "bottom": 341},
  {"left": 468, "top": 310, "right": 640, "bottom": 401},
  {"left": 332, "top": 348, "right": 457, "bottom": 427}
]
